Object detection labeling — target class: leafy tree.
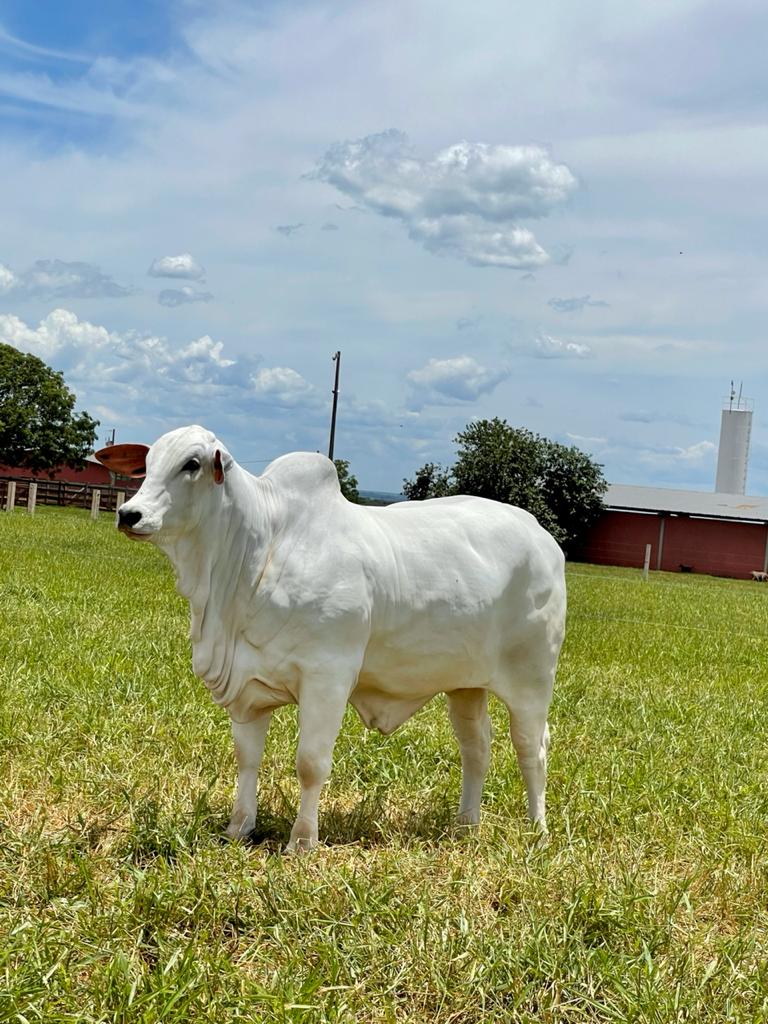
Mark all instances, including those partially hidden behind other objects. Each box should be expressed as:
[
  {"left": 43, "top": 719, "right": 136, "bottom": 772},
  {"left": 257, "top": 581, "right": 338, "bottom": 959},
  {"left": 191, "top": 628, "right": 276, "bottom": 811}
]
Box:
[
  {"left": 0, "top": 343, "right": 99, "bottom": 473},
  {"left": 334, "top": 458, "right": 360, "bottom": 503},
  {"left": 401, "top": 461, "right": 453, "bottom": 501},
  {"left": 403, "top": 417, "right": 607, "bottom": 553}
]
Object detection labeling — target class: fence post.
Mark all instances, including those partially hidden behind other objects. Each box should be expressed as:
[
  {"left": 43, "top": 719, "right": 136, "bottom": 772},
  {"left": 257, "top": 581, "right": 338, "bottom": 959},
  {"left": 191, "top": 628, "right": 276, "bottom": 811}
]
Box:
[
  {"left": 5, "top": 481, "right": 16, "bottom": 512},
  {"left": 116, "top": 490, "right": 125, "bottom": 510},
  {"left": 27, "top": 482, "right": 37, "bottom": 515},
  {"left": 643, "top": 543, "right": 652, "bottom": 580},
  {"left": 90, "top": 489, "right": 101, "bottom": 520}
]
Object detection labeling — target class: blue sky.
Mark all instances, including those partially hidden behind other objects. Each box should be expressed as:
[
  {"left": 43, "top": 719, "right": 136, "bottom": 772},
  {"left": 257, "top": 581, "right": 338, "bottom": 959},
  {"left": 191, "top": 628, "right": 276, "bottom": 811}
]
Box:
[{"left": 1, "top": 0, "right": 767, "bottom": 492}]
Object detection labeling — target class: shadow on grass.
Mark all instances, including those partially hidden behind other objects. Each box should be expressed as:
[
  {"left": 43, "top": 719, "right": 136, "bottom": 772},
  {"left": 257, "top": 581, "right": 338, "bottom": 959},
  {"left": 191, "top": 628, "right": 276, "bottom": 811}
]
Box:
[
  {"left": 243, "top": 786, "right": 462, "bottom": 852},
  {"left": 120, "top": 785, "right": 477, "bottom": 863}
]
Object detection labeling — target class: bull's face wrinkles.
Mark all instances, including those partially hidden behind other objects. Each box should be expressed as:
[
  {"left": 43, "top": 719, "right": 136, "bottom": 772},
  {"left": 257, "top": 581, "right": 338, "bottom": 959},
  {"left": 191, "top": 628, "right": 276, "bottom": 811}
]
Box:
[{"left": 115, "top": 425, "right": 230, "bottom": 542}]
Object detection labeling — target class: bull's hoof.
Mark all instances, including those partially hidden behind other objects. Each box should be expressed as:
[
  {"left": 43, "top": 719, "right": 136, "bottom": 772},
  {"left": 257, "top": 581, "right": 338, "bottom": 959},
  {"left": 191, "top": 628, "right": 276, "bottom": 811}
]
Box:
[
  {"left": 284, "top": 836, "right": 317, "bottom": 855},
  {"left": 225, "top": 814, "right": 256, "bottom": 841},
  {"left": 454, "top": 810, "right": 480, "bottom": 827}
]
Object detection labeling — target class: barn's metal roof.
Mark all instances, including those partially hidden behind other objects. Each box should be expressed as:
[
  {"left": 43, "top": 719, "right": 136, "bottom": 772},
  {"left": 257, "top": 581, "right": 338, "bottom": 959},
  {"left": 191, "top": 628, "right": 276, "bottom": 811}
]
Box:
[{"left": 605, "top": 484, "right": 768, "bottom": 523}]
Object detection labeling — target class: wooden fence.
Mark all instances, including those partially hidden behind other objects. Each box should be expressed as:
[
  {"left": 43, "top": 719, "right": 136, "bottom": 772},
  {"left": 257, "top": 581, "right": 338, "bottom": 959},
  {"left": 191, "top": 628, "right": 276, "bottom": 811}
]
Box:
[{"left": 0, "top": 476, "right": 138, "bottom": 514}]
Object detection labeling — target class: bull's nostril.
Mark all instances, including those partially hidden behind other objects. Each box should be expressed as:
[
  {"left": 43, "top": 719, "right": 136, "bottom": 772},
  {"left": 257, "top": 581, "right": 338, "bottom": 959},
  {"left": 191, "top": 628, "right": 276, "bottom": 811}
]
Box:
[{"left": 119, "top": 508, "right": 143, "bottom": 528}]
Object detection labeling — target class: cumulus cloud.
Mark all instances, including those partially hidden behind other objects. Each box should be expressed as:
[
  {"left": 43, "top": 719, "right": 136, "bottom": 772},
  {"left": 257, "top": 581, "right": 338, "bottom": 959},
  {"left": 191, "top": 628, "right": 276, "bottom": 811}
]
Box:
[
  {"left": 251, "top": 366, "right": 317, "bottom": 406},
  {"left": 0, "top": 264, "right": 18, "bottom": 292},
  {"left": 639, "top": 440, "right": 716, "bottom": 466},
  {"left": 406, "top": 355, "right": 509, "bottom": 408},
  {"left": 0, "top": 309, "right": 326, "bottom": 425},
  {"left": 0, "top": 308, "right": 242, "bottom": 390},
  {"left": 532, "top": 333, "right": 592, "bottom": 359},
  {"left": 0, "top": 258, "right": 132, "bottom": 299},
  {"left": 312, "top": 130, "right": 576, "bottom": 269},
  {"left": 157, "top": 286, "right": 214, "bottom": 307},
  {"left": 275, "top": 223, "right": 304, "bottom": 237},
  {"left": 147, "top": 253, "right": 206, "bottom": 280},
  {"left": 548, "top": 294, "right": 610, "bottom": 313}
]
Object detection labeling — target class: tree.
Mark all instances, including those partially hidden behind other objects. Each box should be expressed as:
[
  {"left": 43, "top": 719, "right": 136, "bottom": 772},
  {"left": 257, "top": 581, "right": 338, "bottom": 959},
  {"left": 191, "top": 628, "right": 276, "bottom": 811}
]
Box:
[
  {"left": 334, "top": 458, "right": 360, "bottom": 503},
  {"left": 402, "top": 417, "right": 607, "bottom": 553},
  {"left": 0, "top": 343, "right": 99, "bottom": 473},
  {"left": 401, "top": 461, "right": 453, "bottom": 501}
]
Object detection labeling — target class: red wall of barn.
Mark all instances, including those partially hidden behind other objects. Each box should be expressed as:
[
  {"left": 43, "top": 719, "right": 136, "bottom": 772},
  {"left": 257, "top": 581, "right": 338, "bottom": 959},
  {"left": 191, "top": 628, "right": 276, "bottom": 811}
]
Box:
[
  {"left": 579, "top": 510, "right": 660, "bottom": 569},
  {"left": 0, "top": 462, "right": 113, "bottom": 485},
  {"left": 660, "top": 515, "right": 767, "bottom": 578},
  {"left": 580, "top": 509, "right": 768, "bottom": 579}
]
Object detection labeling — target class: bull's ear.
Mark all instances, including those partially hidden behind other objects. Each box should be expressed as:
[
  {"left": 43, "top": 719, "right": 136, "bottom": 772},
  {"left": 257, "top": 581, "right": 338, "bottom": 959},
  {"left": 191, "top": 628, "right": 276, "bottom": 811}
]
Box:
[
  {"left": 213, "top": 449, "right": 225, "bottom": 485},
  {"left": 94, "top": 443, "right": 149, "bottom": 478}
]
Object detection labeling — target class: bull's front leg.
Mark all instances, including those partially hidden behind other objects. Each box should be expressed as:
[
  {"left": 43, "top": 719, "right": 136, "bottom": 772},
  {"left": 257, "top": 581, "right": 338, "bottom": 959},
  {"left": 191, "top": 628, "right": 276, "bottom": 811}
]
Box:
[
  {"left": 286, "top": 681, "right": 350, "bottom": 853},
  {"left": 225, "top": 709, "right": 273, "bottom": 840}
]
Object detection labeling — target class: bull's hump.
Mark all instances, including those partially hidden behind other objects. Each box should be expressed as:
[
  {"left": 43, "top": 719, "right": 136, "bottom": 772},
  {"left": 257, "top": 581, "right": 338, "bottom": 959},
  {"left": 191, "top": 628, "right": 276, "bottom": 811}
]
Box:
[{"left": 260, "top": 451, "right": 340, "bottom": 496}]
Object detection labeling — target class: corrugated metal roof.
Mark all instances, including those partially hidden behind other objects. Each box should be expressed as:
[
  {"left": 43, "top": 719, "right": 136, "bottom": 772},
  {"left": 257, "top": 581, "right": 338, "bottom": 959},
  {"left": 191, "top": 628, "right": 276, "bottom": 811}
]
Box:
[{"left": 605, "top": 484, "right": 768, "bottom": 523}]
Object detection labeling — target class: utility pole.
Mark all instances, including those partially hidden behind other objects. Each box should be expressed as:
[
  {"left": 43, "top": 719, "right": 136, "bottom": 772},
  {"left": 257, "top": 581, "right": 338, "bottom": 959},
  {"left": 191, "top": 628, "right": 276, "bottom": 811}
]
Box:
[{"left": 328, "top": 350, "right": 341, "bottom": 460}]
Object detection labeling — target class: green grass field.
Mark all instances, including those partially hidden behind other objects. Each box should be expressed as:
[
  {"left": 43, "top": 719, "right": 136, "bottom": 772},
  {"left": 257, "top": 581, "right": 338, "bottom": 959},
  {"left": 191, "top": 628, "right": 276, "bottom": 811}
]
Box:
[{"left": 2, "top": 506, "right": 768, "bottom": 1022}]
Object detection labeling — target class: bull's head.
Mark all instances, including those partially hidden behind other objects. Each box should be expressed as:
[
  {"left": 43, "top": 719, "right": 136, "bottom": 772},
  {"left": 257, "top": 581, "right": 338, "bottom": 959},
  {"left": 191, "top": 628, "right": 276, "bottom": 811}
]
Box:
[{"left": 95, "top": 425, "right": 232, "bottom": 541}]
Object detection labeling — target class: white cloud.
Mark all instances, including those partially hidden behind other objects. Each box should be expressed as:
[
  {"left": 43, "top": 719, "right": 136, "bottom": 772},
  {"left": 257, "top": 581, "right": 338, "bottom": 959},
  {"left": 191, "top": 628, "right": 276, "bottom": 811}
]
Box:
[
  {"left": 312, "top": 130, "right": 576, "bottom": 269},
  {"left": 411, "top": 216, "right": 548, "bottom": 269},
  {"left": 251, "top": 366, "right": 317, "bottom": 406},
  {"left": 158, "top": 286, "right": 214, "bottom": 307},
  {"left": 407, "top": 355, "right": 509, "bottom": 408},
  {"left": 0, "top": 258, "right": 131, "bottom": 299},
  {"left": 0, "top": 309, "right": 262, "bottom": 419},
  {"left": 533, "top": 333, "right": 592, "bottom": 359},
  {"left": 566, "top": 432, "right": 607, "bottom": 446},
  {"left": 639, "top": 440, "right": 716, "bottom": 466},
  {"left": 275, "top": 223, "right": 304, "bottom": 237},
  {"left": 147, "top": 253, "right": 206, "bottom": 280},
  {"left": 0, "top": 307, "right": 111, "bottom": 359},
  {"left": 0, "top": 263, "right": 18, "bottom": 292}
]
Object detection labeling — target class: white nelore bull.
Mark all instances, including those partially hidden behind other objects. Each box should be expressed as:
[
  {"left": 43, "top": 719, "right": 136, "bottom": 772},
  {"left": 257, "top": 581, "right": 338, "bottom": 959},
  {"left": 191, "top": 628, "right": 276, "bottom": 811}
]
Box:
[{"left": 97, "top": 425, "right": 566, "bottom": 851}]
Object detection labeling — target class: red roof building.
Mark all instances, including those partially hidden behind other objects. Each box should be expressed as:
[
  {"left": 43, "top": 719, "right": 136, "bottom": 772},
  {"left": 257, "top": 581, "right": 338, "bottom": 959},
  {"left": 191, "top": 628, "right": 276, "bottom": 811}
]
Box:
[{"left": 579, "top": 484, "right": 768, "bottom": 580}]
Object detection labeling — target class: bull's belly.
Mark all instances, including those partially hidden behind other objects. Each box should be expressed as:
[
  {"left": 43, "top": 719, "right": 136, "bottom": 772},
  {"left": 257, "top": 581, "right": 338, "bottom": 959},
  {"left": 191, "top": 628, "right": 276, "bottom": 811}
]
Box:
[{"left": 350, "top": 645, "right": 492, "bottom": 734}]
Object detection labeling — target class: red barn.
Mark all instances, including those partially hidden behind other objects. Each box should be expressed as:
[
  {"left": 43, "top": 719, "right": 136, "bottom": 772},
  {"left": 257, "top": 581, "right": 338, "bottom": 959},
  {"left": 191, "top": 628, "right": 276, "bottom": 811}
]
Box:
[
  {"left": 580, "top": 485, "right": 768, "bottom": 580},
  {"left": 0, "top": 455, "right": 115, "bottom": 486}
]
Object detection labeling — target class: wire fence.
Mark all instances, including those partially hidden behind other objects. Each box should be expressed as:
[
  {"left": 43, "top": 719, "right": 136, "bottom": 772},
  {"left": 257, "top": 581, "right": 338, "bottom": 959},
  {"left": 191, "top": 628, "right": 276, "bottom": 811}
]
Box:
[{"left": 566, "top": 564, "right": 768, "bottom": 643}]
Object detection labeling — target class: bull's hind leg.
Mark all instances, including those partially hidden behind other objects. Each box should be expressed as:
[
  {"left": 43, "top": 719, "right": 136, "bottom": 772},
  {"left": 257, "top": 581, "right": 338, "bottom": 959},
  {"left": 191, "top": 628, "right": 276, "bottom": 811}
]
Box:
[
  {"left": 507, "top": 705, "right": 550, "bottom": 830},
  {"left": 226, "top": 709, "right": 272, "bottom": 840},
  {"left": 492, "top": 652, "right": 556, "bottom": 832},
  {"left": 447, "top": 688, "right": 491, "bottom": 825}
]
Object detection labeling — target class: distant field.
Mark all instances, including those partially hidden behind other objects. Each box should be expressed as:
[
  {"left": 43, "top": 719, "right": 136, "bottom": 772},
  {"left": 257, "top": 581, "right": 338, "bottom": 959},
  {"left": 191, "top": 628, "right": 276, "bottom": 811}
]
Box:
[{"left": 2, "top": 506, "right": 768, "bottom": 1022}]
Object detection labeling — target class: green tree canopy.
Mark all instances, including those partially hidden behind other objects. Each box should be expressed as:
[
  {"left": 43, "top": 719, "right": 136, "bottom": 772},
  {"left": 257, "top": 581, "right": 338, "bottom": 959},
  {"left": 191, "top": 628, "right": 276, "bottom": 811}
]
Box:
[
  {"left": 402, "top": 417, "right": 607, "bottom": 553},
  {"left": 334, "top": 458, "right": 360, "bottom": 503},
  {"left": 0, "top": 343, "right": 99, "bottom": 473}
]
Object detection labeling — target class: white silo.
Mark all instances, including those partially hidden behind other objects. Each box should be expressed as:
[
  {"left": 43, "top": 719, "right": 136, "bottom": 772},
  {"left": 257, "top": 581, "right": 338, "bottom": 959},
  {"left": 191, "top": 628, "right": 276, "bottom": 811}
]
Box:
[{"left": 715, "top": 385, "right": 753, "bottom": 494}]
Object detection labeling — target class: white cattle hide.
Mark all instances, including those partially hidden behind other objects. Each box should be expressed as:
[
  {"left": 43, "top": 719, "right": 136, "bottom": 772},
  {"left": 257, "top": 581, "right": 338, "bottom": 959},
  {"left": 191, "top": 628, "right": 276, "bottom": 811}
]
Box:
[{"left": 97, "top": 426, "right": 566, "bottom": 850}]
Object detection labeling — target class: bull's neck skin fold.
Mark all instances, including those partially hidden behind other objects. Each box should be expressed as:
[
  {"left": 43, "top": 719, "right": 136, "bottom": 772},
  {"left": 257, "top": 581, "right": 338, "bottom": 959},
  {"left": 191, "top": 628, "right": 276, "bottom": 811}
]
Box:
[{"left": 159, "top": 464, "right": 275, "bottom": 706}]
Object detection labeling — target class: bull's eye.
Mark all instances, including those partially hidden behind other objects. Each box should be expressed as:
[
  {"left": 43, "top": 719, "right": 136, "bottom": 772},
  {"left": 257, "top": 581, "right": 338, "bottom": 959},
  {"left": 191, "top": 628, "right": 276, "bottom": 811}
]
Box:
[{"left": 181, "top": 458, "right": 201, "bottom": 474}]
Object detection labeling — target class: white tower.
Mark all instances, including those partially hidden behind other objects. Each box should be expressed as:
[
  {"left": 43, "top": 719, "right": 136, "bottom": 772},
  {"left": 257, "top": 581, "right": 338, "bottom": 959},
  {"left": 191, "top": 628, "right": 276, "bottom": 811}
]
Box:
[{"left": 715, "top": 384, "right": 752, "bottom": 494}]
